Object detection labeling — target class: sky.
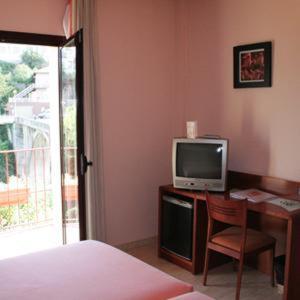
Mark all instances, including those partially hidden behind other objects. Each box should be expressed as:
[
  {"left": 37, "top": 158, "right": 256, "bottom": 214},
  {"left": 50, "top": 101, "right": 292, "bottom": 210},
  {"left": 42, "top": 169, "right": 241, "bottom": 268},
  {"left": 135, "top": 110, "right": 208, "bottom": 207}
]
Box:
[{"left": 0, "top": 43, "right": 54, "bottom": 64}]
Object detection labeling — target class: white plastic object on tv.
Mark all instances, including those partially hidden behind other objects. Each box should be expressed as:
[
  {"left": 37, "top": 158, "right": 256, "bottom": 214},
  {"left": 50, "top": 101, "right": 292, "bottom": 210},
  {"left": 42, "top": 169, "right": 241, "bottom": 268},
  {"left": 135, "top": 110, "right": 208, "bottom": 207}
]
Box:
[{"left": 186, "top": 121, "right": 198, "bottom": 139}]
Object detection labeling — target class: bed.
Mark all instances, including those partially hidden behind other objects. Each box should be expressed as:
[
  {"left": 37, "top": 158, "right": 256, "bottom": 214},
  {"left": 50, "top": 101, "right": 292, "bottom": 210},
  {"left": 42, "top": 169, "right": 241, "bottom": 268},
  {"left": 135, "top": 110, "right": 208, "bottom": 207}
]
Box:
[{"left": 0, "top": 240, "right": 212, "bottom": 300}]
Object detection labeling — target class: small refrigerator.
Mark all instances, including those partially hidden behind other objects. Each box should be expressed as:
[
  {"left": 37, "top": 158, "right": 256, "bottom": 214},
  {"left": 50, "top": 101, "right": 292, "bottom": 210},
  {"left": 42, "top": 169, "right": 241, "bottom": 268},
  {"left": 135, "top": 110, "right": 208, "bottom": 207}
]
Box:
[{"left": 161, "top": 194, "right": 194, "bottom": 260}]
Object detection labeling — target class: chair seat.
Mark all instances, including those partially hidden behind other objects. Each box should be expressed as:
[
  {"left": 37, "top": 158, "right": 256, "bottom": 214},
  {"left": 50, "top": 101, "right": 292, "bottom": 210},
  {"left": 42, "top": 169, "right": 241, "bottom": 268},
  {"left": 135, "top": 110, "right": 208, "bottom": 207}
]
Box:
[{"left": 211, "top": 226, "right": 276, "bottom": 253}]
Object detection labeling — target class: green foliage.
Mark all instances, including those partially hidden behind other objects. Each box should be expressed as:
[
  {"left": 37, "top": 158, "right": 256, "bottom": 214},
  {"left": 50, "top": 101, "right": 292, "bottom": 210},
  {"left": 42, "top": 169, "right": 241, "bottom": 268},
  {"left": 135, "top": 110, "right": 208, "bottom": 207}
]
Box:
[
  {"left": 0, "top": 48, "right": 47, "bottom": 182},
  {"left": 0, "top": 60, "right": 16, "bottom": 74},
  {"left": 0, "top": 72, "right": 15, "bottom": 112},
  {"left": 62, "top": 106, "right": 76, "bottom": 176},
  {"left": 21, "top": 49, "right": 48, "bottom": 70},
  {"left": 0, "top": 190, "right": 77, "bottom": 230},
  {"left": 0, "top": 125, "right": 16, "bottom": 183},
  {"left": 12, "top": 64, "right": 33, "bottom": 85},
  {"left": 0, "top": 206, "right": 14, "bottom": 228},
  {"left": 63, "top": 106, "right": 76, "bottom": 147},
  {"left": 0, "top": 49, "right": 47, "bottom": 113},
  {"left": 64, "top": 205, "right": 78, "bottom": 221},
  {"left": 0, "top": 193, "right": 53, "bottom": 230}
]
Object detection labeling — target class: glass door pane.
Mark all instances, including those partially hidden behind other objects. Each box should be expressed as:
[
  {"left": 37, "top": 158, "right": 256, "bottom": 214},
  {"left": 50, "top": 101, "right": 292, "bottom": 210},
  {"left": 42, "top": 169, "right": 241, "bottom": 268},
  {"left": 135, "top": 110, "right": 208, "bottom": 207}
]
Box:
[
  {"left": 59, "top": 31, "right": 85, "bottom": 244},
  {"left": 0, "top": 41, "right": 63, "bottom": 258}
]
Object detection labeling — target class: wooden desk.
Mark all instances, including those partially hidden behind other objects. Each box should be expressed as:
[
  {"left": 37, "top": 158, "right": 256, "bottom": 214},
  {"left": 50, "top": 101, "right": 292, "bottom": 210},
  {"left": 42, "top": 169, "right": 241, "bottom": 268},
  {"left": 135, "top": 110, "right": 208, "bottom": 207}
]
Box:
[{"left": 158, "top": 171, "right": 300, "bottom": 300}]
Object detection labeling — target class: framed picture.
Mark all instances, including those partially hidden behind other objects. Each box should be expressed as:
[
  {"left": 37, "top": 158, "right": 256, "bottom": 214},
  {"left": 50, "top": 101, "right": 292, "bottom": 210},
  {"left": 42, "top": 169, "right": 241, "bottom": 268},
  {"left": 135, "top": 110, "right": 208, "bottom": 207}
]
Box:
[{"left": 233, "top": 41, "right": 272, "bottom": 88}]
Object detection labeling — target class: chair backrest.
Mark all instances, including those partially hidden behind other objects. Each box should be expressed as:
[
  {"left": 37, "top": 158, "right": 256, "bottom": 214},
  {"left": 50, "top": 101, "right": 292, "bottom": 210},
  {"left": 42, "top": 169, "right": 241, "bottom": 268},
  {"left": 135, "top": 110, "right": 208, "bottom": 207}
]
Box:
[{"left": 205, "top": 191, "right": 247, "bottom": 227}]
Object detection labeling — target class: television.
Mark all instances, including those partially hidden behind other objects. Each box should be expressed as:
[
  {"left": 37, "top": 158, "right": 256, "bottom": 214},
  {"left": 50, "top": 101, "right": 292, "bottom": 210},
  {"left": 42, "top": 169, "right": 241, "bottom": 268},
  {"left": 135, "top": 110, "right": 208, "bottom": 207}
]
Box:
[{"left": 172, "top": 138, "right": 228, "bottom": 191}]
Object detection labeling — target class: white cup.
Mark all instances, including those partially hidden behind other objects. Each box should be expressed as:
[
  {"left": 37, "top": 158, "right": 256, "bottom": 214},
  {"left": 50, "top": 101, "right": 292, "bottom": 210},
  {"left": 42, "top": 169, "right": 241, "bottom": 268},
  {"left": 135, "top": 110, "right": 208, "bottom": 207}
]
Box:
[{"left": 186, "top": 121, "right": 198, "bottom": 139}]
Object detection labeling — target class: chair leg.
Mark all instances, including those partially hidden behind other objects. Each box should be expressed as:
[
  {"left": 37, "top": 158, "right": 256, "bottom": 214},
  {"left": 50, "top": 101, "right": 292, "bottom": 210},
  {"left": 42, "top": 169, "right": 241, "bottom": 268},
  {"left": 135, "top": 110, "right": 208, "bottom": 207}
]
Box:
[
  {"left": 270, "top": 246, "right": 275, "bottom": 287},
  {"left": 203, "top": 247, "right": 211, "bottom": 286},
  {"left": 235, "top": 256, "right": 244, "bottom": 300}
]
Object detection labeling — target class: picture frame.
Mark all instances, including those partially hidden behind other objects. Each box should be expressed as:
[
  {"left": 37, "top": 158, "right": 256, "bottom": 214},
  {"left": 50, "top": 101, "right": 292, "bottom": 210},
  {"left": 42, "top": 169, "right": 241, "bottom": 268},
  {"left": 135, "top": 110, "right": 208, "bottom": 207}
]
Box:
[{"left": 233, "top": 41, "right": 272, "bottom": 88}]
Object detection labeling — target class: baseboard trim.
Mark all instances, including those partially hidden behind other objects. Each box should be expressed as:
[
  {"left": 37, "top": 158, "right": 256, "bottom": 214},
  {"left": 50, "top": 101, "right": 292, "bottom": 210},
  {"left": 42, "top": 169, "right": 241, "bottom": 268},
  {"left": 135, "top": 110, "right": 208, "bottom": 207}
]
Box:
[{"left": 117, "top": 236, "right": 157, "bottom": 251}]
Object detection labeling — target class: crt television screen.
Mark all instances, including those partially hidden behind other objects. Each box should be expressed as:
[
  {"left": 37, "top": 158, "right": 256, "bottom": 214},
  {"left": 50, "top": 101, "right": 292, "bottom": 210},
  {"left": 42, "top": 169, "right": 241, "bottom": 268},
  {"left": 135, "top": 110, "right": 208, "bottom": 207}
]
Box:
[{"left": 176, "top": 143, "right": 223, "bottom": 179}]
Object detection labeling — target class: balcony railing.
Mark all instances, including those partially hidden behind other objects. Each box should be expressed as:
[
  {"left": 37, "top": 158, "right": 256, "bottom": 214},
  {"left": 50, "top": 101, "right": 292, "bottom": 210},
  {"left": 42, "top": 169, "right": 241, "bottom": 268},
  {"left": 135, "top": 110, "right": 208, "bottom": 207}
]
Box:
[{"left": 0, "top": 147, "right": 78, "bottom": 231}]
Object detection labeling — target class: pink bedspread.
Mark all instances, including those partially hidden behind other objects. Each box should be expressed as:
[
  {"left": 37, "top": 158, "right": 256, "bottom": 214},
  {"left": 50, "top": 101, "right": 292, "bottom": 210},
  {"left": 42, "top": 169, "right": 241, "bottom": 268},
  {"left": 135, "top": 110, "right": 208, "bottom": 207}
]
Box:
[
  {"left": 0, "top": 240, "right": 192, "bottom": 300},
  {"left": 170, "top": 291, "right": 214, "bottom": 300}
]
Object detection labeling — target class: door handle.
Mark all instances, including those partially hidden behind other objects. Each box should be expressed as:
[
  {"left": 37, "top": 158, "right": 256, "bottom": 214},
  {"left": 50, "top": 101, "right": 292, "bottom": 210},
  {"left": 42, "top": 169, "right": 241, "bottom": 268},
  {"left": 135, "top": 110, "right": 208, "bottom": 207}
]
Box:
[{"left": 80, "top": 154, "right": 93, "bottom": 175}]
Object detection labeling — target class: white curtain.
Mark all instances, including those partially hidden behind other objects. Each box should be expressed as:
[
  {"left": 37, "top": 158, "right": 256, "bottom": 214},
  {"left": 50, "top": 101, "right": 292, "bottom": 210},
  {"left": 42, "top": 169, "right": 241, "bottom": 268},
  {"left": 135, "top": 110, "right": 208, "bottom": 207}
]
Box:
[
  {"left": 82, "top": 0, "right": 106, "bottom": 241},
  {"left": 63, "top": 0, "right": 83, "bottom": 39}
]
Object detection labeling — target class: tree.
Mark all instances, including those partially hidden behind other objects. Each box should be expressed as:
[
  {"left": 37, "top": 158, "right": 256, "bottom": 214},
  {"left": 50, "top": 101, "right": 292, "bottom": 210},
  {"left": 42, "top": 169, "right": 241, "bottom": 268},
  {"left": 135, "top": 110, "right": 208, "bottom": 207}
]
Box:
[
  {"left": 12, "top": 64, "right": 33, "bottom": 85},
  {"left": 0, "top": 126, "right": 15, "bottom": 183},
  {"left": 0, "top": 60, "right": 15, "bottom": 75},
  {"left": 0, "top": 64, "right": 34, "bottom": 113},
  {"left": 21, "top": 49, "right": 47, "bottom": 70},
  {"left": 0, "top": 49, "right": 46, "bottom": 183},
  {"left": 0, "top": 49, "right": 47, "bottom": 111},
  {"left": 63, "top": 106, "right": 76, "bottom": 147},
  {"left": 0, "top": 72, "right": 15, "bottom": 113}
]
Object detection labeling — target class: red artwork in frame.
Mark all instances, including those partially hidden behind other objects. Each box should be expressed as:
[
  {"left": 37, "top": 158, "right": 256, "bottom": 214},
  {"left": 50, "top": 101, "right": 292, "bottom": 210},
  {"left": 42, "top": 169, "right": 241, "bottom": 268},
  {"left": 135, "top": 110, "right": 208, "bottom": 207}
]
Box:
[{"left": 234, "top": 42, "right": 272, "bottom": 88}]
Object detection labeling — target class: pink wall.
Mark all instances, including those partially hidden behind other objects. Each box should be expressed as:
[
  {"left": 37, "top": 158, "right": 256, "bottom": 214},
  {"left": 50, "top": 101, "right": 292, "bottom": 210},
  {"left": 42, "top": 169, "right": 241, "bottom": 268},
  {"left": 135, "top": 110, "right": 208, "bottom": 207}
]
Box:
[
  {"left": 96, "top": 0, "right": 175, "bottom": 245},
  {"left": 173, "top": 0, "right": 224, "bottom": 138},
  {"left": 3, "top": 0, "right": 299, "bottom": 246},
  {"left": 0, "top": 0, "right": 175, "bottom": 246},
  {"left": 0, "top": 0, "right": 67, "bottom": 35},
  {"left": 175, "top": 0, "right": 300, "bottom": 181},
  {"left": 94, "top": 0, "right": 300, "bottom": 245}
]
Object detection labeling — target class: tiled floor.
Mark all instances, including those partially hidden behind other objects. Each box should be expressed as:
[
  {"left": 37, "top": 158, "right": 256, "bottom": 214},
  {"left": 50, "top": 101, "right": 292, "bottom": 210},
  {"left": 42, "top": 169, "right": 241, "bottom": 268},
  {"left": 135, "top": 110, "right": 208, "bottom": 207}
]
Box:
[{"left": 125, "top": 240, "right": 282, "bottom": 300}]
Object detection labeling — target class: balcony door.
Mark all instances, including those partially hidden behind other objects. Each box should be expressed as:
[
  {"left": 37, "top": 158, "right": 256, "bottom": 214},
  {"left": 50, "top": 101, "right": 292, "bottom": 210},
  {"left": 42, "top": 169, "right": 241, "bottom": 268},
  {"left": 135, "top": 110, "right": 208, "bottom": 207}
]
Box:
[
  {"left": 0, "top": 31, "right": 66, "bottom": 259},
  {"left": 59, "top": 30, "right": 87, "bottom": 243},
  {"left": 0, "top": 30, "right": 88, "bottom": 259}
]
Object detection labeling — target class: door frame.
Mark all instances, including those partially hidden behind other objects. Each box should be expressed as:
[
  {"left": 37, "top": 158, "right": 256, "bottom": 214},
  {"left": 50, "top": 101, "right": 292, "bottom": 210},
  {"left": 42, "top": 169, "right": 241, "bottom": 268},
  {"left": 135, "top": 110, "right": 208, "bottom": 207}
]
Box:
[
  {"left": 0, "top": 30, "right": 87, "bottom": 241},
  {"left": 75, "top": 30, "right": 87, "bottom": 241},
  {"left": 59, "top": 30, "right": 87, "bottom": 241},
  {"left": 0, "top": 30, "right": 65, "bottom": 46}
]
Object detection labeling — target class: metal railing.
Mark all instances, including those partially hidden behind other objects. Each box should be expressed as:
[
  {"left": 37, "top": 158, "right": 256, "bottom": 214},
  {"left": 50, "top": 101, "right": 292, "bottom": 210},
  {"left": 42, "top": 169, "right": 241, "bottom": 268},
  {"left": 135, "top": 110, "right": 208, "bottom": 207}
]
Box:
[
  {"left": 0, "top": 147, "right": 78, "bottom": 231},
  {"left": 0, "top": 147, "right": 52, "bottom": 231},
  {"left": 11, "top": 83, "right": 35, "bottom": 99}
]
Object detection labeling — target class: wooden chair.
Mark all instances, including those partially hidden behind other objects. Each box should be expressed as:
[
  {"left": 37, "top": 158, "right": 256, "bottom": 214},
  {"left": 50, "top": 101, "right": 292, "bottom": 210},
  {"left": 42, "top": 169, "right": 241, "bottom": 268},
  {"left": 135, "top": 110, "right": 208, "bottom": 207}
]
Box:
[{"left": 203, "top": 192, "right": 276, "bottom": 300}]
